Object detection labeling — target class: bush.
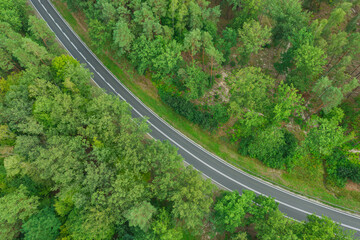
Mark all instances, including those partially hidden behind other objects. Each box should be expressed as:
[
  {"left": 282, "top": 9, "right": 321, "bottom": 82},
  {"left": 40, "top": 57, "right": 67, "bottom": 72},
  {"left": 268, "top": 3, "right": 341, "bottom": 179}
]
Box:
[
  {"left": 239, "top": 127, "right": 297, "bottom": 169},
  {"left": 326, "top": 148, "right": 360, "bottom": 187},
  {"left": 158, "top": 88, "right": 229, "bottom": 130}
]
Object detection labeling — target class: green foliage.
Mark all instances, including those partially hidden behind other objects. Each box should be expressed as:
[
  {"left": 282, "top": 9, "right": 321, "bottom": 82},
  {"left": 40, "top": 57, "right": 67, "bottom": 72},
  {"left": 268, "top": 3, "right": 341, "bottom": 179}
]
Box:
[
  {"left": 288, "top": 43, "right": 327, "bottom": 91},
  {"left": 229, "top": 67, "right": 275, "bottom": 117},
  {"left": 299, "top": 214, "right": 355, "bottom": 239},
  {"left": 265, "top": 0, "right": 309, "bottom": 45},
  {"left": 113, "top": 18, "right": 134, "bottom": 56},
  {"left": 255, "top": 209, "right": 300, "bottom": 239},
  {"left": 158, "top": 87, "right": 228, "bottom": 130},
  {"left": 243, "top": 127, "right": 298, "bottom": 169},
  {"left": 171, "top": 167, "right": 214, "bottom": 231},
  {"left": 89, "top": 19, "right": 111, "bottom": 53},
  {"left": 0, "top": 0, "right": 28, "bottom": 32},
  {"left": 302, "top": 114, "right": 349, "bottom": 158},
  {"left": 125, "top": 201, "right": 157, "bottom": 232},
  {"left": 152, "top": 208, "right": 183, "bottom": 240},
  {"left": 22, "top": 207, "right": 61, "bottom": 240},
  {"left": 213, "top": 191, "right": 255, "bottom": 233},
  {"left": 272, "top": 83, "right": 305, "bottom": 124},
  {"left": 326, "top": 148, "right": 360, "bottom": 187},
  {"left": 218, "top": 27, "right": 238, "bottom": 64},
  {"left": 0, "top": 185, "right": 39, "bottom": 239},
  {"left": 238, "top": 20, "right": 272, "bottom": 64},
  {"left": 179, "top": 65, "right": 208, "bottom": 99},
  {"left": 231, "top": 0, "right": 264, "bottom": 29}
]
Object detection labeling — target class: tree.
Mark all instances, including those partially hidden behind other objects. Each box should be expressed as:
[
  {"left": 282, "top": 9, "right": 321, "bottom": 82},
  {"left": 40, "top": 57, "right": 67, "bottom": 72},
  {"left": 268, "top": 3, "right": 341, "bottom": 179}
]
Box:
[
  {"left": 0, "top": 185, "right": 39, "bottom": 239},
  {"left": 130, "top": 35, "right": 161, "bottom": 75},
  {"left": 302, "top": 115, "right": 348, "bottom": 158},
  {"left": 171, "top": 166, "right": 214, "bottom": 231},
  {"left": 231, "top": 0, "right": 264, "bottom": 29},
  {"left": 255, "top": 209, "right": 300, "bottom": 240},
  {"left": 213, "top": 190, "right": 255, "bottom": 233},
  {"left": 299, "top": 214, "right": 355, "bottom": 239},
  {"left": 238, "top": 20, "right": 272, "bottom": 64},
  {"left": 246, "top": 126, "right": 296, "bottom": 169},
  {"left": 152, "top": 38, "right": 182, "bottom": 76},
  {"left": 133, "top": 3, "right": 162, "bottom": 40},
  {"left": 264, "top": 0, "right": 309, "bottom": 45},
  {"left": 88, "top": 19, "right": 111, "bottom": 53},
  {"left": 228, "top": 67, "right": 275, "bottom": 117},
  {"left": 0, "top": 0, "right": 28, "bottom": 32},
  {"left": 272, "top": 83, "right": 305, "bottom": 124},
  {"left": 66, "top": 208, "right": 116, "bottom": 240},
  {"left": 125, "top": 201, "right": 157, "bottom": 232},
  {"left": 28, "top": 16, "right": 55, "bottom": 49},
  {"left": 218, "top": 27, "right": 238, "bottom": 64},
  {"left": 152, "top": 208, "right": 183, "bottom": 240},
  {"left": 289, "top": 43, "right": 326, "bottom": 91},
  {"left": 205, "top": 44, "right": 224, "bottom": 85},
  {"left": 113, "top": 18, "right": 134, "bottom": 56},
  {"left": 322, "top": 3, "right": 351, "bottom": 38},
  {"left": 22, "top": 207, "right": 61, "bottom": 240},
  {"left": 13, "top": 37, "right": 52, "bottom": 69},
  {"left": 183, "top": 29, "right": 202, "bottom": 62},
  {"left": 179, "top": 65, "right": 208, "bottom": 99}
]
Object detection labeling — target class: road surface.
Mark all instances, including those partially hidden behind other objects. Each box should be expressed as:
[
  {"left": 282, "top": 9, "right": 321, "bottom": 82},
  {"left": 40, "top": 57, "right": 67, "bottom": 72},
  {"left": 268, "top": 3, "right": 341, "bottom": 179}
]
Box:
[{"left": 30, "top": 0, "right": 360, "bottom": 234}]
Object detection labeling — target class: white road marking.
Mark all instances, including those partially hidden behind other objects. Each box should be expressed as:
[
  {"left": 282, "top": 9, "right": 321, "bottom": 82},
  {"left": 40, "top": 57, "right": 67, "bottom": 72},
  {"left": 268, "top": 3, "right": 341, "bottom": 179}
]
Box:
[{"left": 30, "top": 0, "right": 360, "bottom": 232}]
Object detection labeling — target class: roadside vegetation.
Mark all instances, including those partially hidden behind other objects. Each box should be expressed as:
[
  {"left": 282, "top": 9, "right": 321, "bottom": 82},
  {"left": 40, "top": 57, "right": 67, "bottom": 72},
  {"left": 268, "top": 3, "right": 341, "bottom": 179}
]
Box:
[
  {"left": 50, "top": 0, "right": 360, "bottom": 212},
  {"left": 0, "top": 0, "right": 357, "bottom": 239}
]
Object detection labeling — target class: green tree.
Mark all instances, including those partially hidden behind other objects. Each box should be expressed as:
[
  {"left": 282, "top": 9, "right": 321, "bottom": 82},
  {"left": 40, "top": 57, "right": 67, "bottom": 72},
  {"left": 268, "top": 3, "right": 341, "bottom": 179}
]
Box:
[
  {"left": 66, "top": 208, "right": 116, "bottom": 240},
  {"left": 0, "top": 0, "right": 28, "bottom": 32},
  {"left": 28, "top": 16, "right": 56, "bottom": 49},
  {"left": 228, "top": 67, "right": 275, "bottom": 117},
  {"left": 0, "top": 185, "right": 39, "bottom": 239},
  {"left": 152, "top": 208, "right": 183, "bottom": 240},
  {"left": 238, "top": 20, "right": 272, "bottom": 64},
  {"left": 171, "top": 166, "right": 214, "bottom": 231},
  {"left": 272, "top": 83, "right": 305, "bottom": 124},
  {"left": 125, "top": 201, "right": 157, "bottom": 232},
  {"left": 22, "top": 207, "right": 61, "bottom": 240},
  {"left": 265, "top": 0, "right": 309, "bottom": 45},
  {"left": 113, "top": 18, "right": 134, "bottom": 56},
  {"left": 179, "top": 65, "right": 208, "bottom": 99},
  {"left": 231, "top": 0, "right": 264, "bottom": 29},
  {"left": 302, "top": 115, "right": 348, "bottom": 158},
  {"left": 299, "top": 214, "right": 355, "bottom": 239},
  {"left": 88, "top": 19, "right": 111, "bottom": 53},
  {"left": 289, "top": 43, "right": 326, "bottom": 91},
  {"left": 213, "top": 190, "right": 255, "bottom": 233},
  {"left": 183, "top": 29, "right": 202, "bottom": 62},
  {"left": 255, "top": 209, "right": 299, "bottom": 240}
]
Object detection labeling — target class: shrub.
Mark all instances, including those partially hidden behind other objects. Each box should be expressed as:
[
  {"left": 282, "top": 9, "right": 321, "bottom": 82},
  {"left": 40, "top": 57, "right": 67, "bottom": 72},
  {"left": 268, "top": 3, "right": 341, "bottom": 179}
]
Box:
[{"left": 158, "top": 87, "right": 229, "bottom": 130}]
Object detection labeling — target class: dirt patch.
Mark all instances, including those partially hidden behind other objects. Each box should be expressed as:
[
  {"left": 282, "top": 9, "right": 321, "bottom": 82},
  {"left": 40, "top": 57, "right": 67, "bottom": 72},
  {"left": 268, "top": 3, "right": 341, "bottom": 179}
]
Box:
[
  {"left": 345, "top": 181, "right": 360, "bottom": 192},
  {"left": 0, "top": 146, "right": 13, "bottom": 158}
]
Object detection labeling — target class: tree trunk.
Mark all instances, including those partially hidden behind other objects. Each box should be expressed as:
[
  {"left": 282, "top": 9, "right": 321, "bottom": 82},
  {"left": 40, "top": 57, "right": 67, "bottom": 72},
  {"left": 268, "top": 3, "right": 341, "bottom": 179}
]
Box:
[
  {"left": 325, "top": 54, "right": 335, "bottom": 68},
  {"left": 210, "top": 56, "right": 213, "bottom": 86},
  {"left": 351, "top": 64, "right": 360, "bottom": 75},
  {"left": 202, "top": 48, "right": 205, "bottom": 71},
  {"left": 325, "top": 51, "right": 349, "bottom": 74}
]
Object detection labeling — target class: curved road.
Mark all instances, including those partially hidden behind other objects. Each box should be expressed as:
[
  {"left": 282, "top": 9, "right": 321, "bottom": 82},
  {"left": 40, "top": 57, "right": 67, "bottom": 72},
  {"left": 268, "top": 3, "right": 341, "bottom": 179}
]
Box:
[{"left": 30, "top": 0, "right": 360, "bottom": 234}]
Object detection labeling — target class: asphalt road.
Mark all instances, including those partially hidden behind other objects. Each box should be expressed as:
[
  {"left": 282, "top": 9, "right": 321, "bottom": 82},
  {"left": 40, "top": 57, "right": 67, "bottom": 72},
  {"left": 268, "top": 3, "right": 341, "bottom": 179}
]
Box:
[{"left": 30, "top": 0, "right": 360, "bottom": 234}]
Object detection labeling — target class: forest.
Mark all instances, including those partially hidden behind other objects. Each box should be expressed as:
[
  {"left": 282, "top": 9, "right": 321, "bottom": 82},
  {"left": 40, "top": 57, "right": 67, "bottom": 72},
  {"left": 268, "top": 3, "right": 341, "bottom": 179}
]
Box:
[
  {"left": 0, "top": 0, "right": 358, "bottom": 239},
  {"left": 57, "top": 0, "right": 360, "bottom": 189}
]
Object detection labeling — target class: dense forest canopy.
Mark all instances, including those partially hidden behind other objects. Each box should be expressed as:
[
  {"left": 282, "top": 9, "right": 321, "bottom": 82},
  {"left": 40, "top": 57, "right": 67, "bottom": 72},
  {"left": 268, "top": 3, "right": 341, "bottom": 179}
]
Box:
[
  {"left": 61, "top": 0, "right": 360, "bottom": 184},
  {"left": 0, "top": 0, "right": 358, "bottom": 239}
]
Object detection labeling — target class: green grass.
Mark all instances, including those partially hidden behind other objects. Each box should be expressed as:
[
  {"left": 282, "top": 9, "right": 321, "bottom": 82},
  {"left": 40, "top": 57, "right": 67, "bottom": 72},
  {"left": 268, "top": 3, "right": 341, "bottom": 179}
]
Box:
[{"left": 51, "top": 0, "right": 360, "bottom": 212}]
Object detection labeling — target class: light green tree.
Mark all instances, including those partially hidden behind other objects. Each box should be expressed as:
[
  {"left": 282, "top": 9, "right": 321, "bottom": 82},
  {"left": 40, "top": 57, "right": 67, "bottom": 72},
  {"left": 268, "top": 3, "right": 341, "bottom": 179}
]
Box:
[{"left": 238, "top": 20, "right": 272, "bottom": 64}]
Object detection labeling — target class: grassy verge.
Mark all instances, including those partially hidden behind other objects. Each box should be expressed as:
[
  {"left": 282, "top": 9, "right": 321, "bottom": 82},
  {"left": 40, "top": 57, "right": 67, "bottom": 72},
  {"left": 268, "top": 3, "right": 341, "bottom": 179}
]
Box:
[{"left": 51, "top": 0, "right": 360, "bottom": 212}]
